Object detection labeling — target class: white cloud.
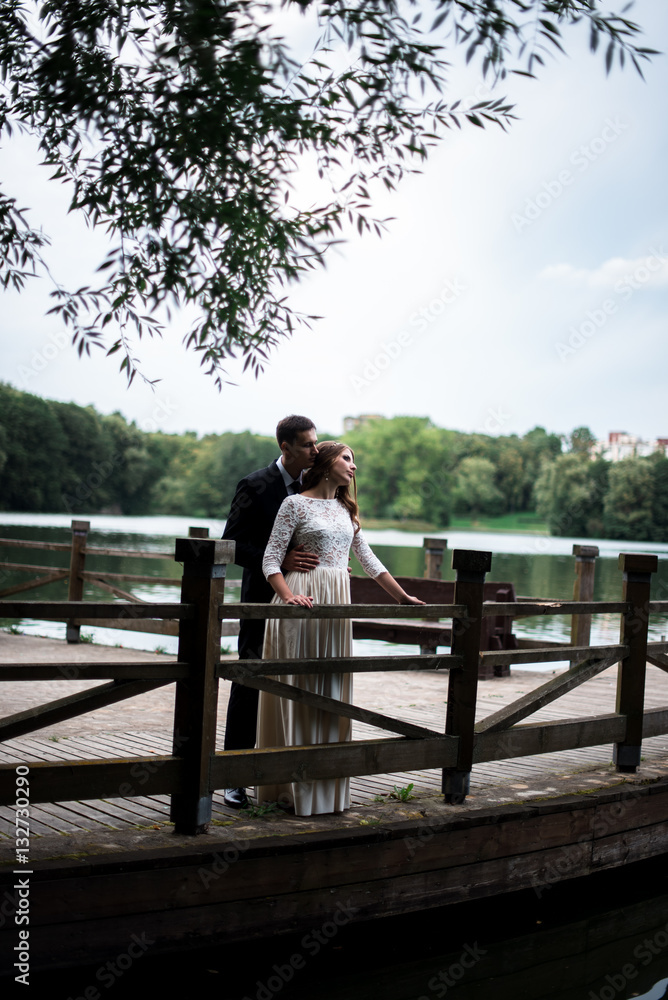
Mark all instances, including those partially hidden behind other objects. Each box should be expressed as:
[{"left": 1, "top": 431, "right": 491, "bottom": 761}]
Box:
[{"left": 539, "top": 250, "right": 668, "bottom": 289}]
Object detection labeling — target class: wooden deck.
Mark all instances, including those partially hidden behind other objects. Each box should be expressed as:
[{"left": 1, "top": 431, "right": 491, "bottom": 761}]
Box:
[
  {"left": 2, "top": 634, "right": 668, "bottom": 977},
  {"left": 1, "top": 633, "right": 668, "bottom": 843}
]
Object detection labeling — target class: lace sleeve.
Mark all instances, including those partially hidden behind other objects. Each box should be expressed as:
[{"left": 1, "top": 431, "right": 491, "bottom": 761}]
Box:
[
  {"left": 262, "top": 497, "right": 299, "bottom": 578},
  {"left": 352, "top": 529, "right": 387, "bottom": 579}
]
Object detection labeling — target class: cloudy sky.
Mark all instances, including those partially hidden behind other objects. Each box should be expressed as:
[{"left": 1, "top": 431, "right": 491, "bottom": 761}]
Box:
[{"left": 2, "top": 0, "right": 667, "bottom": 445}]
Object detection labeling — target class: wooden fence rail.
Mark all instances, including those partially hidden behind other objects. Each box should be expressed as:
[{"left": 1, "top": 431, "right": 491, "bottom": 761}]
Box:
[{"left": 1, "top": 541, "right": 667, "bottom": 834}]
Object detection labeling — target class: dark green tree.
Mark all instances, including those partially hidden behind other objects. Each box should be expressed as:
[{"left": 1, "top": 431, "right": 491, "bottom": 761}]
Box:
[
  {"left": 0, "top": 383, "right": 69, "bottom": 510},
  {"left": 452, "top": 456, "right": 505, "bottom": 517},
  {"left": 346, "top": 416, "right": 455, "bottom": 525},
  {"left": 0, "top": 2, "right": 654, "bottom": 384},
  {"left": 566, "top": 426, "right": 598, "bottom": 456},
  {"left": 534, "top": 452, "right": 606, "bottom": 537},
  {"left": 603, "top": 457, "right": 655, "bottom": 541},
  {"left": 648, "top": 454, "right": 668, "bottom": 543}
]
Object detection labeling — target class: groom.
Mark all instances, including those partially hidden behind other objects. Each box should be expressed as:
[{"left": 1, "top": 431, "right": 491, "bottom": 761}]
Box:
[{"left": 222, "top": 414, "right": 319, "bottom": 808}]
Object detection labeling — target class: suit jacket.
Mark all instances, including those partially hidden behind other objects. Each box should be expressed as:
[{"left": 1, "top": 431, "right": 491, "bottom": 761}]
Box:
[{"left": 223, "top": 460, "right": 292, "bottom": 608}]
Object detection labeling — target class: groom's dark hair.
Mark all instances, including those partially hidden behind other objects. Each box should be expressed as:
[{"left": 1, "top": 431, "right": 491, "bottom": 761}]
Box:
[{"left": 276, "top": 414, "right": 315, "bottom": 448}]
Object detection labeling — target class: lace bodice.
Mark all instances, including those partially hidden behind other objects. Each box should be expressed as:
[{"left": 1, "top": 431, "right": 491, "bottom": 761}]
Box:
[{"left": 262, "top": 495, "right": 387, "bottom": 579}]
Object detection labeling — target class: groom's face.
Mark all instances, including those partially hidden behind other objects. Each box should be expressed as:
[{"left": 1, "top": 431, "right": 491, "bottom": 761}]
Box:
[{"left": 284, "top": 428, "right": 318, "bottom": 471}]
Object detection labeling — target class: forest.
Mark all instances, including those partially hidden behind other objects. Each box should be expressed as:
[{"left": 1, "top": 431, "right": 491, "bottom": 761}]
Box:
[{"left": 1, "top": 384, "right": 667, "bottom": 542}]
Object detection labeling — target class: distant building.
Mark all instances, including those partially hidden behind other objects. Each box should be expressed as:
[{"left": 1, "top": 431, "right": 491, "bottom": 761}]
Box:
[
  {"left": 591, "top": 432, "right": 668, "bottom": 461},
  {"left": 342, "top": 414, "right": 385, "bottom": 433}
]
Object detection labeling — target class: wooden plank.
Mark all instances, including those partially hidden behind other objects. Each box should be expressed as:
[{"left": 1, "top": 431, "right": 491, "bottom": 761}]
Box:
[
  {"left": 0, "top": 679, "right": 170, "bottom": 741},
  {"left": 211, "top": 737, "right": 458, "bottom": 789},
  {"left": 0, "top": 805, "right": 69, "bottom": 838},
  {"left": 83, "top": 546, "right": 171, "bottom": 559},
  {"left": 82, "top": 571, "right": 179, "bottom": 586},
  {"left": 592, "top": 820, "right": 668, "bottom": 869},
  {"left": 19, "top": 807, "right": 605, "bottom": 923},
  {"left": 0, "top": 755, "right": 185, "bottom": 803},
  {"left": 481, "top": 644, "right": 626, "bottom": 668},
  {"left": 225, "top": 672, "right": 444, "bottom": 740},
  {"left": 222, "top": 603, "right": 467, "bottom": 620},
  {"left": 0, "top": 561, "right": 68, "bottom": 574},
  {"left": 473, "top": 712, "right": 627, "bottom": 762},
  {"left": 82, "top": 575, "right": 152, "bottom": 602},
  {"left": 515, "top": 637, "right": 570, "bottom": 650},
  {"left": 218, "top": 654, "right": 458, "bottom": 677},
  {"left": 71, "top": 617, "right": 180, "bottom": 636},
  {"left": 0, "top": 570, "right": 69, "bottom": 599},
  {"left": 15, "top": 807, "right": 668, "bottom": 969},
  {"left": 615, "top": 553, "right": 656, "bottom": 770},
  {"left": 36, "top": 798, "right": 139, "bottom": 830},
  {"left": 643, "top": 706, "right": 668, "bottom": 737},
  {"left": 0, "top": 600, "right": 194, "bottom": 619},
  {"left": 0, "top": 663, "right": 188, "bottom": 681},
  {"left": 485, "top": 601, "right": 629, "bottom": 617},
  {"left": 0, "top": 538, "right": 72, "bottom": 552},
  {"left": 352, "top": 619, "right": 453, "bottom": 647},
  {"left": 647, "top": 653, "right": 668, "bottom": 674},
  {"left": 475, "top": 655, "right": 620, "bottom": 734}
]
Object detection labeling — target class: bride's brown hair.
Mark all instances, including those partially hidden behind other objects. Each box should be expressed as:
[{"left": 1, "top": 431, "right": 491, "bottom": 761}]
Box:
[{"left": 302, "top": 441, "right": 360, "bottom": 534}]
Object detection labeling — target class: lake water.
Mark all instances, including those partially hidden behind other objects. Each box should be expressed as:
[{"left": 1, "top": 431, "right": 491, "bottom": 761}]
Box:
[{"left": 2, "top": 512, "right": 668, "bottom": 668}]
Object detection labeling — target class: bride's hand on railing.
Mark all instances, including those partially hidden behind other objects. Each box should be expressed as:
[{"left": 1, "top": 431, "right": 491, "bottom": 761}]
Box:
[
  {"left": 400, "top": 595, "right": 426, "bottom": 605},
  {"left": 286, "top": 594, "right": 314, "bottom": 607}
]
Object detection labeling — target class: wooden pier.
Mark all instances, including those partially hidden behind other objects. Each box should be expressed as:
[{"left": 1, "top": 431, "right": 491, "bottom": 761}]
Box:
[{"left": 1, "top": 536, "right": 667, "bottom": 975}]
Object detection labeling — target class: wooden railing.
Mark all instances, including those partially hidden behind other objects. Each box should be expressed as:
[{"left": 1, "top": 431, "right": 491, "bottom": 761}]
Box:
[
  {"left": 0, "top": 520, "right": 240, "bottom": 642},
  {"left": 0, "top": 542, "right": 667, "bottom": 832},
  {"left": 0, "top": 520, "right": 521, "bottom": 663}
]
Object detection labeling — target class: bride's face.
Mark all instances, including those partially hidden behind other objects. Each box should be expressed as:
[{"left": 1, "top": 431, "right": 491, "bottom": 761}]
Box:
[{"left": 329, "top": 448, "right": 356, "bottom": 487}]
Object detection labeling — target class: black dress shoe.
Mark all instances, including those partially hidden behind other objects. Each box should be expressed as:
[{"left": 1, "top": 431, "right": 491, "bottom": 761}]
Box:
[{"left": 223, "top": 787, "right": 249, "bottom": 809}]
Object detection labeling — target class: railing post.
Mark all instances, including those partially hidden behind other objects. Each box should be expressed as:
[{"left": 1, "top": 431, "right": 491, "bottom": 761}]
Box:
[
  {"left": 423, "top": 537, "right": 447, "bottom": 580},
  {"left": 614, "top": 552, "right": 657, "bottom": 773},
  {"left": 170, "top": 536, "right": 234, "bottom": 834},
  {"left": 188, "top": 526, "right": 210, "bottom": 539},
  {"left": 570, "top": 544, "right": 599, "bottom": 668},
  {"left": 421, "top": 537, "right": 448, "bottom": 655},
  {"left": 66, "top": 519, "right": 90, "bottom": 643},
  {"left": 442, "top": 548, "right": 492, "bottom": 804}
]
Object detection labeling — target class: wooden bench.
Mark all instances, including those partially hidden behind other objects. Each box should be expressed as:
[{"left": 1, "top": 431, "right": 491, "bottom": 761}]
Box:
[{"left": 350, "top": 576, "right": 518, "bottom": 677}]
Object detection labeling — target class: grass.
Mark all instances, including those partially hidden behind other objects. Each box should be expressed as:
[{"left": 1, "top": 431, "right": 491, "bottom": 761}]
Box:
[
  {"left": 360, "top": 513, "right": 549, "bottom": 536},
  {"left": 449, "top": 512, "right": 549, "bottom": 535},
  {"left": 389, "top": 783, "right": 415, "bottom": 802},
  {"left": 240, "top": 801, "right": 285, "bottom": 819}
]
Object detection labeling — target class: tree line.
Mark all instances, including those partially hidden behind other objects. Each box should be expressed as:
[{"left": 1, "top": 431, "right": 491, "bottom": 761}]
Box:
[{"left": 1, "top": 385, "right": 667, "bottom": 542}]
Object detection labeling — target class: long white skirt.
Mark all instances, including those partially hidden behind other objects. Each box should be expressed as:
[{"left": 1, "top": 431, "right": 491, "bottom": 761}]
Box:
[{"left": 257, "top": 567, "right": 352, "bottom": 815}]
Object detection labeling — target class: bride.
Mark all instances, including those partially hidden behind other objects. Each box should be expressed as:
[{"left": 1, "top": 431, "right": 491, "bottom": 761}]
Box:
[{"left": 256, "top": 440, "right": 424, "bottom": 816}]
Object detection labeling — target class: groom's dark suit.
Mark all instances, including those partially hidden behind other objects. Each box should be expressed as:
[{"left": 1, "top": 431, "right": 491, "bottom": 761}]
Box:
[{"left": 222, "top": 460, "right": 298, "bottom": 751}]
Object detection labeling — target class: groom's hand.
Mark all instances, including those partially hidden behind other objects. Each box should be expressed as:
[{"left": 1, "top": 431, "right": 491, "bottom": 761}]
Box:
[{"left": 282, "top": 544, "right": 319, "bottom": 574}]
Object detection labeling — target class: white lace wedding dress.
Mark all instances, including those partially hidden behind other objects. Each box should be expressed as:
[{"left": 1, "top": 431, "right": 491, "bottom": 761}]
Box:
[{"left": 257, "top": 494, "right": 386, "bottom": 815}]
